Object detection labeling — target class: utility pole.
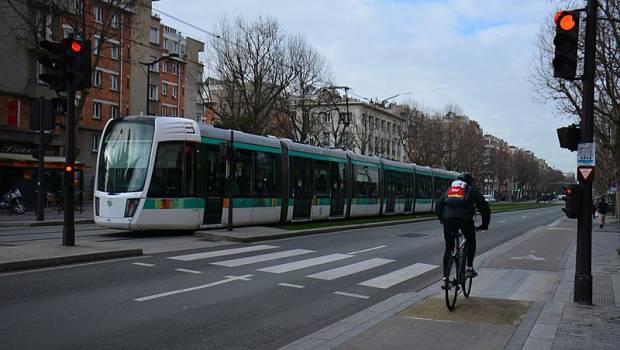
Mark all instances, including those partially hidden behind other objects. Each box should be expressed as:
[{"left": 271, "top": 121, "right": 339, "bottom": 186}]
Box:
[
  {"left": 227, "top": 130, "right": 234, "bottom": 231},
  {"left": 574, "top": 0, "right": 598, "bottom": 305},
  {"left": 63, "top": 82, "right": 76, "bottom": 246}
]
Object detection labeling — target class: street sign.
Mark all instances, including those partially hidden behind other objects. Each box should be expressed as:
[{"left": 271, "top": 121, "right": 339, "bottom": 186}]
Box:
[
  {"left": 577, "top": 166, "right": 595, "bottom": 182},
  {"left": 577, "top": 142, "right": 595, "bottom": 166}
]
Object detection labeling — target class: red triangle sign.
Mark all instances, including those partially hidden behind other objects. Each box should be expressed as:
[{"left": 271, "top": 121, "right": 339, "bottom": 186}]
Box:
[{"left": 578, "top": 167, "right": 594, "bottom": 181}]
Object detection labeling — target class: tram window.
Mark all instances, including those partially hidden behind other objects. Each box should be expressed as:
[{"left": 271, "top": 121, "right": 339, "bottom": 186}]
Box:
[
  {"left": 233, "top": 150, "right": 253, "bottom": 197},
  {"left": 416, "top": 174, "right": 432, "bottom": 199},
  {"left": 254, "top": 151, "right": 279, "bottom": 197},
  {"left": 185, "top": 144, "right": 196, "bottom": 197},
  {"left": 148, "top": 142, "right": 184, "bottom": 198},
  {"left": 315, "top": 161, "right": 330, "bottom": 196},
  {"left": 203, "top": 145, "right": 225, "bottom": 197},
  {"left": 353, "top": 165, "right": 378, "bottom": 198}
]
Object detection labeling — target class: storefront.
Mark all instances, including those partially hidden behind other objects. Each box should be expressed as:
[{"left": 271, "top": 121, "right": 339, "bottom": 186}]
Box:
[{"left": 0, "top": 153, "right": 85, "bottom": 212}]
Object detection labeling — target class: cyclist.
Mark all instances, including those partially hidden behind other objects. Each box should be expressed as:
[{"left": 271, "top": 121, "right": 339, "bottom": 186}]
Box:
[{"left": 435, "top": 172, "right": 490, "bottom": 283}]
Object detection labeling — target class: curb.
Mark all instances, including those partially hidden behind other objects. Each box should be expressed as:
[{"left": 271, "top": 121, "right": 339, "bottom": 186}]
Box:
[
  {"left": 197, "top": 205, "right": 562, "bottom": 243},
  {"left": 0, "top": 248, "right": 143, "bottom": 272},
  {"left": 0, "top": 219, "right": 95, "bottom": 227}
]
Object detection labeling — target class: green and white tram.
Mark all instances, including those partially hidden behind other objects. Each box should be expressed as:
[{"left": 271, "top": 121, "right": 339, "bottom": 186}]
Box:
[{"left": 94, "top": 116, "right": 460, "bottom": 230}]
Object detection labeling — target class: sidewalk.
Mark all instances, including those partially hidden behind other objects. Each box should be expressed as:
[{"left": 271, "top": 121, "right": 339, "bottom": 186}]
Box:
[
  {"left": 282, "top": 218, "right": 620, "bottom": 350},
  {"left": 0, "top": 203, "right": 94, "bottom": 227}
]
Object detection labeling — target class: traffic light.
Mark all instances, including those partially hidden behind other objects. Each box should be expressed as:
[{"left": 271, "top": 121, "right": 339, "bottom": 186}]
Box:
[
  {"left": 562, "top": 184, "right": 581, "bottom": 219},
  {"left": 64, "top": 37, "right": 92, "bottom": 90},
  {"left": 557, "top": 124, "right": 580, "bottom": 151},
  {"left": 38, "top": 40, "right": 66, "bottom": 91},
  {"left": 553, "top": 10, "right": 580, "bottom": 80}
]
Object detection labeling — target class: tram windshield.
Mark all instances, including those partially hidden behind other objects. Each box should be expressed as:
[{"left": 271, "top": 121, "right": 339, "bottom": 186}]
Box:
[{"left": 97, "top": 118, "right": 155, "bottom": 193}]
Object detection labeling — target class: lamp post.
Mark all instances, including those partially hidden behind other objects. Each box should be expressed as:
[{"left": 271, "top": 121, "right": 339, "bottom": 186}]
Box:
[{"left": 140, "top": 53, "right": 179, "bottom": 115}]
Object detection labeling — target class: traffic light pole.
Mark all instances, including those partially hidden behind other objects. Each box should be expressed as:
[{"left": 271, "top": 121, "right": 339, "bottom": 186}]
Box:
[
  {"left": 36, "top": 100, "right": 45, "bottom": 221},
  {"left": 63, "top": 83, "right": 76, "bottom": 246},
  {"left": 574, "top": 0, "right": 597, "bottom": 305}
]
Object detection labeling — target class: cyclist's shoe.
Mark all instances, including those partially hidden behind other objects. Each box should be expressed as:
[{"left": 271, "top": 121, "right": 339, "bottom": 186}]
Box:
[
  {"left": 465, "top": 268, "right": 478, "bottom": 278},
  {"left": 441, "top": 277, "right": 448, "bottom": 290}
]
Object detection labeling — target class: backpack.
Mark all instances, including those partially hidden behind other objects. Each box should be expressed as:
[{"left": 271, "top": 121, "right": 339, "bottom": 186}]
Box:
[{"left": 445, "top": 180, "right": 472, "bottom": 207}]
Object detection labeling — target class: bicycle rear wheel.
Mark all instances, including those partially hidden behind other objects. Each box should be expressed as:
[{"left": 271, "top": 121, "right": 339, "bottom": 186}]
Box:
[{"left": 444, "top": 256, "right": 459, "bottom": 311}]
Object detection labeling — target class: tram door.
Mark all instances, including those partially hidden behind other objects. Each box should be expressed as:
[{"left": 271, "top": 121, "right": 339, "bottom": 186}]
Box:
[
  {"left": 201, "top": 145, "right": 225, "bottom": 225},
  {"left": 291, "top": 157, "right": 313, "bottom": 219},
  {"left": 330, "top": 162, "right": 345, "bottom": 217},
  {"left": 404, "top": 174, "right": 414, "bottom": 212},
  {"left": 384, "top": 171, "right": 396, "bottom": 213}
]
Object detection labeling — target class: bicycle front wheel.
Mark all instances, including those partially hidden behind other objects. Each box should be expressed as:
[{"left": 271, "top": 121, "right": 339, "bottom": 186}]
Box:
[
  {"left": 444, "top": 256, "right": 459, "bottom": 311},
  {"left": 462, "top": 275, "right": 472, "bottom": 298}
]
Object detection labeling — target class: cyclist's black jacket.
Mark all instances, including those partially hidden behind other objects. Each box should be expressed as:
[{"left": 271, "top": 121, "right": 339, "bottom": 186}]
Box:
[{"left": 435, "top": 184, "right": 490, "bottom": 227}]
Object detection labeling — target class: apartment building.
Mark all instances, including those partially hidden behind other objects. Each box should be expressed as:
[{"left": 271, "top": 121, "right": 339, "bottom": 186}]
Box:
[{"left": 0, "top": 0, "right": 204, "bottom": 209}]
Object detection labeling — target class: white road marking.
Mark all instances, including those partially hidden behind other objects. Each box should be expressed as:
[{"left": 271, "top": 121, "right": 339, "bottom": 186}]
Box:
[
  {"left": 257, "top": 254, "right": 352, "bottom": 274},
  {"left": 168, "top": 245, "right": 278, "bottom": 261},
  {"left": 133, "top": 262, "right": 155, "bottom": 267},
  {"left": 134, "top": 275, "right": 253, "bottom": 302},
  {"left": 546, "top": 227, "right": 571, "bottom": 230},
  {"left": 174, "top": 268, "right": 202, "bottom": 274},
  {"left": 307, "top": 258, "right": 395, "bottom": 280},
  {"left": 348, "top": 245, "right": 387, "bottom": 255},
  {"left": 358, "top": 263, "right": 438, "bottom": 289},
  {"left": 277, "top": 283, "right": 305, "bottom": 289},
  {"left": 211, "top": 249, "right": 314, "bottom": 267},
  {"left": 522, "top": 216, "right": 528, "bottom": 218},
  {"left": 499, "top": 220, "right": 507, "bottom": 223},
  {"left": 510, "top": 254, "right": 546, "bottom": 261},
  {"left": 334, "top": 291, "right": 369, "bottom": 299}
]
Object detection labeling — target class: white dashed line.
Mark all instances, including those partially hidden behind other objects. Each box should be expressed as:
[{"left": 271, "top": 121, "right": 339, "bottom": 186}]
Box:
[
  {"left": 499, "top": 220, "right": 507, "bottom": 223},
  {"left": 348, "top": 245, "right": 387, "bottom": 255},
  {"left": 334, "top": 291, "right": 369, "bottom": 299},
  {"left": 277, "top": 283, "right": 305, "bottom": 289},
  {"left": 133, "top": 262, "right": 155, "bottom": 267},
  {"left": 174, "top": 268, "right": 202, "bottom": 274}
]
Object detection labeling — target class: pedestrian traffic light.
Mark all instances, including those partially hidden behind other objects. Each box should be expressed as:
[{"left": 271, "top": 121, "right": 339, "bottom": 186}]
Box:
[
  {"left": 64, "top": 37, "right": 92, "bottom": 90},
  {"left": 557, "top": 124, "right": 580, "bottom": 151},
  {"left": 38, "top": 40, "right": 66, "bottom": 91},
  {"left": 562, "top": 184, "right": 581, "bottom": 219},
  {"left": 553, "top": 10, "right": 580, "bottom": 80}
]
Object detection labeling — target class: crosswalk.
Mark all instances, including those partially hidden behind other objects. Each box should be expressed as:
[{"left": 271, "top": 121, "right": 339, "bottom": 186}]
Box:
[{"left": 162, "top": 245, "right": 439, "bottom": 291}]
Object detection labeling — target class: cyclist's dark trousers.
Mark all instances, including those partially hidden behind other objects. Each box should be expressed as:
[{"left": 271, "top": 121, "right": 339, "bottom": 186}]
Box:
[{"left": 442, "top": 218, "right": 476, "bottom": 276}]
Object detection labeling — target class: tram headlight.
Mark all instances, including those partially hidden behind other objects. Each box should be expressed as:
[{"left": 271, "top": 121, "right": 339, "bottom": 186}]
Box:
[{"left": 124, "top": 198, "right": 140, "bottom": 217}]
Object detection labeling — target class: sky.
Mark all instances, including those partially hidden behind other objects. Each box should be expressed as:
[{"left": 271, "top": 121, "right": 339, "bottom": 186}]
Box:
[{"left": 154, "top": 0, "right": 577, "bottom": 173}]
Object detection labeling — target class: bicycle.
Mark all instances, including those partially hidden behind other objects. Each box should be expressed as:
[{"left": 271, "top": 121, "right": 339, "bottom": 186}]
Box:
[{"left": 443, "top": 229, "right": 475, "bottom": 311}]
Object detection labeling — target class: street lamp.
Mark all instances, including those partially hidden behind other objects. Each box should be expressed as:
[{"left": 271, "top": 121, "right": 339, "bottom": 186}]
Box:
[{"left": 139, "top": 53, "right": 179, "bottom": 115}]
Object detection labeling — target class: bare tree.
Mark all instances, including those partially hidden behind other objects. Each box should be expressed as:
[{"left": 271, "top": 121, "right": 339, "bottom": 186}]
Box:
[
  {"left": 530, "top": 0, "right": 620, "bottom": 214},
  {"left": 208, "top": 16, "right": 298, "bottom": 134}
]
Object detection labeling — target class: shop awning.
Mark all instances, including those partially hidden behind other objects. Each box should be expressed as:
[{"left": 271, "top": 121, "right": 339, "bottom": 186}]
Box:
[{"left": 0, "top": 153, "right": 86, "bottom": 170}]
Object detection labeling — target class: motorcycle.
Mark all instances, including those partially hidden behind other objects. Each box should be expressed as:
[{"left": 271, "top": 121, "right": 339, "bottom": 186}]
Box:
[{"left": 1, "top": 188, "right": 26, "bottom": 214}]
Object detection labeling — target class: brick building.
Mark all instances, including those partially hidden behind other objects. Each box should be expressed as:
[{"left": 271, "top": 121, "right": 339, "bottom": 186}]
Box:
[{"left": 0, "top": 0, "right": 204, "bottom": 210}]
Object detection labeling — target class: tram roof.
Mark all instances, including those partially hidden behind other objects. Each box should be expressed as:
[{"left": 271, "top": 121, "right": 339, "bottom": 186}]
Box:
[{"left": 286, "top": 141, "right": 347, "bottom": 163}]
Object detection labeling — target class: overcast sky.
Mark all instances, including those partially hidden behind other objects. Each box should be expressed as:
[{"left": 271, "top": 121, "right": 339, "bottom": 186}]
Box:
[{"left": 154, "top": 0, "right": 576, "bottom": 173}]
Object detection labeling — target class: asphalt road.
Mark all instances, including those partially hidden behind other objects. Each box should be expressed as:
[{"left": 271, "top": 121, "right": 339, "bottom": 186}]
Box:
[{"left": 0, "top": 207, "right": 565, "bottom": 350}]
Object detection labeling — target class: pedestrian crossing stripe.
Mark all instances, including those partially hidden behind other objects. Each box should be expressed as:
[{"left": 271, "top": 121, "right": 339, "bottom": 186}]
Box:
[
  {"left": 210, "top": 249, "right": 315, "bottom": 267},
  {"left": 168, "top": 245, "right": 278, "bottom": 261},
  {"left": 306, "top": 258, "right": 395, "bottom": 280},
  {"left": 358, "top": 263, "right": 438, "bottom": 289},
  {"left": 257, "top": 254, "right": 352, "bottom": 274}
]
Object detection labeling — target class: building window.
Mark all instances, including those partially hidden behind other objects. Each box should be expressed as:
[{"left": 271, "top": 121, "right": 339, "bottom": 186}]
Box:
[
  {"left": 173, "top": 41, "right": 179, "bottom": 54},
  {"left": 93, "top": 102, "right": 102, "bottom": 119},
  {"left": 110, "top": 74, "right": 119, "bottom": 91},
  {"left": 172, "top": 86, "right": 178, "bottom": 98},
  {"left": 171, "top": 107, "right": 177, "bottom": 117},
  {"left": 93, "top": 36, "right": 100, "bottom": 55},
  {"left": 171, "top": 62, "right": 178, "bottom": 75},
  {"left": 148, "top": 56, "right": 158, "bottom": 72},
  {"left": 149, "top": 27, "right": 159, "bottom": 44},
  {"left": 161, "top": 105, "right": 167, "bottom": 116},
  {"left": 110, "top": 44, "right": 119, "bottom": 60},
  {"left": 110, "top": 105, "right": 119, "bottom": 119},
  {"left": 92, "top": 134, "right": 101, "bottom": 152},
  {"left": 7, "top": 100, "right": 20, "bottom": 127},
  {"left": 63, "top": 26, "right": 73, "bottom": 39},
  {"left": 111, "top": 14, "right": 118, "bottom": 28},
  {"left": 161, "top": 60, "right": 168, "bottom": 72},
  {"left": 94, "top": 6, "right": 102, "bottom": 23},
  {"left": 162, "top": 82, "right": 167, "bottom": 95},
  {"left": 93, "top": 70, "right": 102, "bottom": 87},
  {"left": 163, "top": 38, "right": 169, "bottom": 50},
  {"left": 148, "top": 85, "right": 158, "bottom": 101}
]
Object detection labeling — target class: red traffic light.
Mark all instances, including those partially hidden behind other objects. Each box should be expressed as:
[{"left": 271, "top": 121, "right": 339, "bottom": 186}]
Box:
[
  {"left": 564, "top": 187, "right": 573, "bottom": 195},
  {"left": 70, "top": 41, "right": 82, "bottom": 53},
  {"left": 65, "top": 165, "right": 73, "bottom": 172}
]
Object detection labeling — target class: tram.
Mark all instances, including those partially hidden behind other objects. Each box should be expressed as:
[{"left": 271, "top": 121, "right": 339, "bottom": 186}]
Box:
[{"left": 94, "top": 116, "right": 459, "bottom": 230}]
